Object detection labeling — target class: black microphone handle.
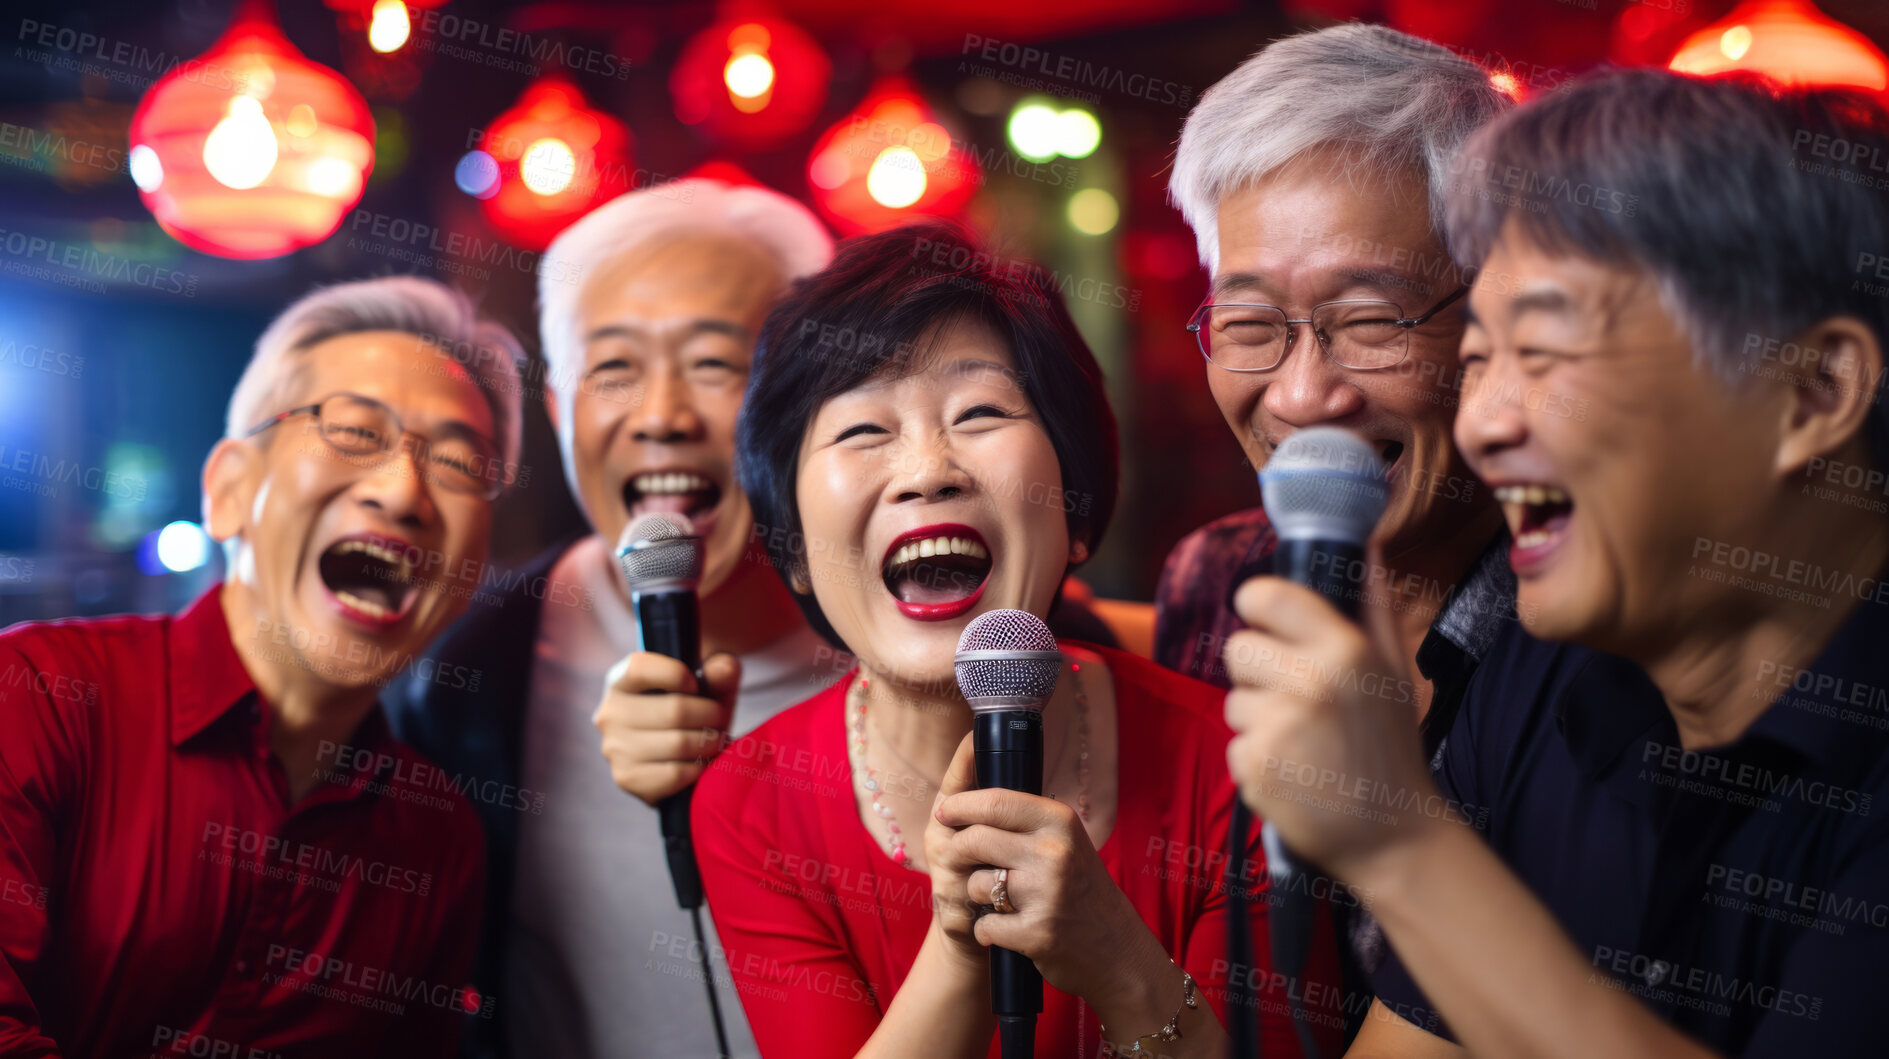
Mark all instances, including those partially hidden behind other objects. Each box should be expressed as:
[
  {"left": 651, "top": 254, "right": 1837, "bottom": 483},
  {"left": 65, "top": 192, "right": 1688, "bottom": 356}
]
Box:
[
  {"left": 973, "top": 709, "right": 1045, "bottom": 1025},
  {"left": 1270, "top": 537, "right": 1368, "bottom": 621},
  {"left": 1249, "top": 536, "right": 1369, "bottom": 1059},
  {"left": 634, "top": 588, "right": 706, "bottom": 910}
]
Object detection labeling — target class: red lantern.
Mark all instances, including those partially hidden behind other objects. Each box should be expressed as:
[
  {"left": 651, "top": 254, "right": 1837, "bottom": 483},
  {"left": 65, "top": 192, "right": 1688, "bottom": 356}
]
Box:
[
  {"left": 1669, "top": 0, "right": 1887, "bottom": 93},
  {"left": 474, "top": 79, "right": 634, "bottom": 250},
  {"left": 670, "top": 14, "right": 830, "bottom": 149},
  {"left": 127, "top": 0, "right": 375, "bottom": 259},
  {"left": 806, "top": 77, "right": 979, "bottom": 235}
]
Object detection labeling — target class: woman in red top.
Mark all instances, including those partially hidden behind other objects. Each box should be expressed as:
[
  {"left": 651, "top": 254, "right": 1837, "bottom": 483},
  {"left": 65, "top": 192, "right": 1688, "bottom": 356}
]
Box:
[{"left": 604, "top": 222, "right": 1339, "bottom": 1058}]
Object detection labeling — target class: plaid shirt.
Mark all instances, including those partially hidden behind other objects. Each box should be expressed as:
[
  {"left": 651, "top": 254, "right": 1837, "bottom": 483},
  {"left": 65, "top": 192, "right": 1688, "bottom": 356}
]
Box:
[{"left": 1153, "top": 506, "right": 1516, "bottom": 758}]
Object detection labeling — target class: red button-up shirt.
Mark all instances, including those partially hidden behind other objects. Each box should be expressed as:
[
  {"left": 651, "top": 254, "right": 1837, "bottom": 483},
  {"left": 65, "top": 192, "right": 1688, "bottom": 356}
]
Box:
[{"left": 0, "top": 588, "right": 486, "bottom": 1058}]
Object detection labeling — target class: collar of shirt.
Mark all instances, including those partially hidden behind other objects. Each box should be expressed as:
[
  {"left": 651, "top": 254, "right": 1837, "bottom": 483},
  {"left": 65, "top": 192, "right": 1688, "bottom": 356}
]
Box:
[
  {"left": 1556, "top": 573, "right": 1889, "bottom": 784},
  {"left": 165, "top": 585, "right": 400, "bottom": 795}
]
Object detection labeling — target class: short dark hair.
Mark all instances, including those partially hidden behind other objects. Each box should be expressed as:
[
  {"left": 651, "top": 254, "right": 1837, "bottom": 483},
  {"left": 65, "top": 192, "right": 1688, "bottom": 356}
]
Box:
[
  {"left": 1443, "top": 66, "right": 1889, "bottom": 469},
  {"left": 737, "top": 220, "right": 1120, "bottom": 648}
]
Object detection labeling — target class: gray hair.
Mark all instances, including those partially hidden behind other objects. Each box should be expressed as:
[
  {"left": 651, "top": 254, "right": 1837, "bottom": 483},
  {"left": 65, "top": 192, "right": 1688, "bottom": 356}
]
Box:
[
  {"left": 226, "top": 275, "right": 525, "bottom": 471},
  {"left": 1443, "top": 68, "right": 1889, "bottom": 466},
  {"left": 1169, "top": 23, "right": 1512, "bottom": 273},
  {"left": 537, "top": 179, "right": 833, "bottom": 416}
]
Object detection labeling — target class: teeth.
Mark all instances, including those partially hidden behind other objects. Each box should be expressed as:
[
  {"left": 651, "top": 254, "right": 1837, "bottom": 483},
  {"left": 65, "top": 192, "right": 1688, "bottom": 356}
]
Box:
[
  {"left": 634, "top": 472, "right": 711, "bottom": 495},
  {"left": 1493, "top": 484, "right": 1569, "bottom": 506},
  {"left": 1514, "top": 528, "right": 1555, "bottom": 549},
  {"left": 335, "top": 589, "right": 390, "bottom": 618},
  {"left": 334, "top": 538, "right": 415, "bottom": 584},
  {"left": 888, "top": 535, "right": 988, "bottom": 569}
]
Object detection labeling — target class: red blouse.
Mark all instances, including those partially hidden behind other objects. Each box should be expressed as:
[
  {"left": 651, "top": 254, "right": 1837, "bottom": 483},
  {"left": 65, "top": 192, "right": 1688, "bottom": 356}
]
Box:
[{"left": 693, "top": 644, "right": 1343, "bottom": 1058}]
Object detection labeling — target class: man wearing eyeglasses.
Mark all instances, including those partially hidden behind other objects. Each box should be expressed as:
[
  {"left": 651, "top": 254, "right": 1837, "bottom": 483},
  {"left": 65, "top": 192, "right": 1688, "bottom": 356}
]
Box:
[
  {"left": 1160, "top": 25, "right": 1514, "bottom": 1045},
  {"left": 0, "top": 276, "right": 523, "bottom": 1058},
  {"left": 1164, "top": 24, "right": 1513, "bottom": 746}
]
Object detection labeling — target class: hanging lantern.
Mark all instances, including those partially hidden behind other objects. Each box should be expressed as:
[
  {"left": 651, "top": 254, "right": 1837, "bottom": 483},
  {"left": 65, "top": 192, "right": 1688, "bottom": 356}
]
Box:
[
  {"left": 127, "top": 0, "right": 375, "bottom": 259},
  {"left": 471, "top": 79, "right": 634, "bottom": 250},
  {"left": 1669, "top": 0, "right": 1887, "bottom": 93},
  {"left": 806, "top": 77, "right": 979, "bottom": 235},
  {"left": 670, "top": 14, "right": 829, "bottom": 149},
  {"left": 321, "top": 0, "right": 449, "bottom": 101}
]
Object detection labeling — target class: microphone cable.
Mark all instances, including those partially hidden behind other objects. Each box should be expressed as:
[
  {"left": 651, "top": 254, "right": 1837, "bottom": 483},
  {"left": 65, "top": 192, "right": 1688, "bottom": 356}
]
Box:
[{"left": 687, "top": 901, "right": 733, "bottom": 1059}]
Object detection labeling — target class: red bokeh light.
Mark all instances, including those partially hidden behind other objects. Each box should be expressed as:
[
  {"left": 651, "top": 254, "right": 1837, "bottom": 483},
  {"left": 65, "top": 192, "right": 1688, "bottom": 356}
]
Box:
[
  {"left": 128, "top": 1, "right": 375, "bottom": 259},
  {"left": 1669, "top": 0, "right": 1887, "bottom": 94},
  {"left": 476, "top": 79, "right": 635, "bottom": 251},
  {"left": 670, "top": 15, "right": 830, "bottom": 149},
  {"left": 805, "top": 77, "right": 979, "bottom": 235}
]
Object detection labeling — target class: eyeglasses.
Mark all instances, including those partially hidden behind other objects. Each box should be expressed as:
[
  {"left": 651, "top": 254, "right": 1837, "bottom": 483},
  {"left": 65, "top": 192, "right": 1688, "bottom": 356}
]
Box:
[
  {"left": 1186, "top": 286, "right": 1468, "bottom": 373},
  {"left": 245, "top": 391, "right": 508, "bottom": 500}
]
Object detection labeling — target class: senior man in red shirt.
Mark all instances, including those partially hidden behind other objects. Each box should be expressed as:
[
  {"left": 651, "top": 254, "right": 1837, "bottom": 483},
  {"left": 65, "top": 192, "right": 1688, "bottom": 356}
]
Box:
[{"left": 0, "top": 276, "right": 524, "bottom": 1058}]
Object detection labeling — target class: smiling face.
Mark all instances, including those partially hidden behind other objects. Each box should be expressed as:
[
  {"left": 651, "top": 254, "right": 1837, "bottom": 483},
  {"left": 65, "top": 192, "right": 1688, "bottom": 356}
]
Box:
[
  {"left": 1453, "top": 221, "right": 1785, "bottom": 650},
  {"left": 208, "top": 330, "right": 496, "bottom": 690},
  {"left": 559, "top": 233, "right": 786, "bottom": 596},
  {"left": 1209, "top": 151, "right": 1487, "bottom": 560},
  {"left": 793, "top": 320, "right": 1070, "bottom": 691}
]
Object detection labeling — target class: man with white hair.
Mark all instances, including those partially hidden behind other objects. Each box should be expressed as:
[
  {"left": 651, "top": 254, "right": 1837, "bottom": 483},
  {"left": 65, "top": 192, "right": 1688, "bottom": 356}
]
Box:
[
  {"left": 0, "top": 276, "right": 523, "bottom": 1057},
  {"left": 1159, "top": 22, "right": 1513, "bottom": 1044},
  {"left": 384, "top": 179, "right": 840, "bottom": 1059}
]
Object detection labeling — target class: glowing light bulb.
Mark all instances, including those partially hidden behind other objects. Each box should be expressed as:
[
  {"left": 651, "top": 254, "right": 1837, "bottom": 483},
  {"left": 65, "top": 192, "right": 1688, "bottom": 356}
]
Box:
[
  {"left": 156, "top": 521, "right": 212, "bottom": 573},
  {"left": 867, "top": 146, "right": 926, "bottom": 208},
  {"left": 369, "top": 0, "right": 411, "bottom": 53},
  {"left": 202, "top": 95, "right": 278, "bottom": 190},
  {"left": 128, "top": 144, "right": 163, "bottom": 192},
  {"left": 520, "top": 138, "right": 576, "bottom": 195},
  {"left": 725, "top": 52, "right": 776, "bottom": 99},
  {"left": 455, "top": 150, "right": 500, "bottom": 197},
  {"left": 1007, "top": 103, "right": 1060, "bottom": 163},
  {"left": 1068, "top": 188, "right": 1119, "bottom": 236},
  {"left": 1056, "top": 109, "right": 1101, "bottom": 159}
]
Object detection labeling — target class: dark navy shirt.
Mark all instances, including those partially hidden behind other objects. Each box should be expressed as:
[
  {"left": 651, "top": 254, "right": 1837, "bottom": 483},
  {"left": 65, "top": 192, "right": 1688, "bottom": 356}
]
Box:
[{"left": 1374, "top": 586, "right": 1889, "bottom": 1055}]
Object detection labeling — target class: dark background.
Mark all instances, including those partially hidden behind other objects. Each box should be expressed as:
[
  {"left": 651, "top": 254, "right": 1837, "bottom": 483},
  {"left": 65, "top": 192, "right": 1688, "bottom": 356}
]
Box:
[{"left": 4, "top": 0, "right": 1886, "bottom": 623}]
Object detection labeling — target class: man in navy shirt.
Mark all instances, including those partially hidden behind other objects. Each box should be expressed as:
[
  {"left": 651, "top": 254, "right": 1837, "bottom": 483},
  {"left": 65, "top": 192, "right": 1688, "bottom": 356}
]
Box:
[{"left": 1221, "top": 70, "right": 1889, "bottom": 1056}]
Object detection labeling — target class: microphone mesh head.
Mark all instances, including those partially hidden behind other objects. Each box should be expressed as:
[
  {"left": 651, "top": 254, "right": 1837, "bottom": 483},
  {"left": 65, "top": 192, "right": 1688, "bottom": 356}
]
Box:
[
  {"left": 954, "top": 609, "right": 1061, "bottom": 706},
  {"left": 617, "top": 513, "right": 703, "bottom": 589},
  {"left": 1259, "top": 427, "right": 1390, "bottom": 544}
]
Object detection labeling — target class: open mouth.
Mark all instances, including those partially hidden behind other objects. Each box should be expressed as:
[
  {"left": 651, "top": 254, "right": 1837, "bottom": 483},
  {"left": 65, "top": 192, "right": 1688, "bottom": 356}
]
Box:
[
  {"left": 318, "top": 533, "right": 419, "bottom": 626},
  {"left": 1377, "top": 440, "right": 1406, "bottom": 470},
  {"left": 623, "top": 469, "right": 723, "bottom": 527},
  {"left": 881, "top": 523, "right": 992, "bottom": 621},
  {"left": 1494, "top": 483, "right": 1573, "bottom": 566}
]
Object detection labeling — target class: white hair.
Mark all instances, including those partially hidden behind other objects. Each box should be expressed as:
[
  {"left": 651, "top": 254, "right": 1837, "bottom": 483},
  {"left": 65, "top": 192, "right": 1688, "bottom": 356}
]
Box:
[
  {"left": 537, "top": 178, "right": 834, "bottom": 425},
  {"left": 1169, "top": 23, "right": 1511, "bottom": 273},
  {"left": 225, "top": 275, "right": 525, "bottom": 470}
]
